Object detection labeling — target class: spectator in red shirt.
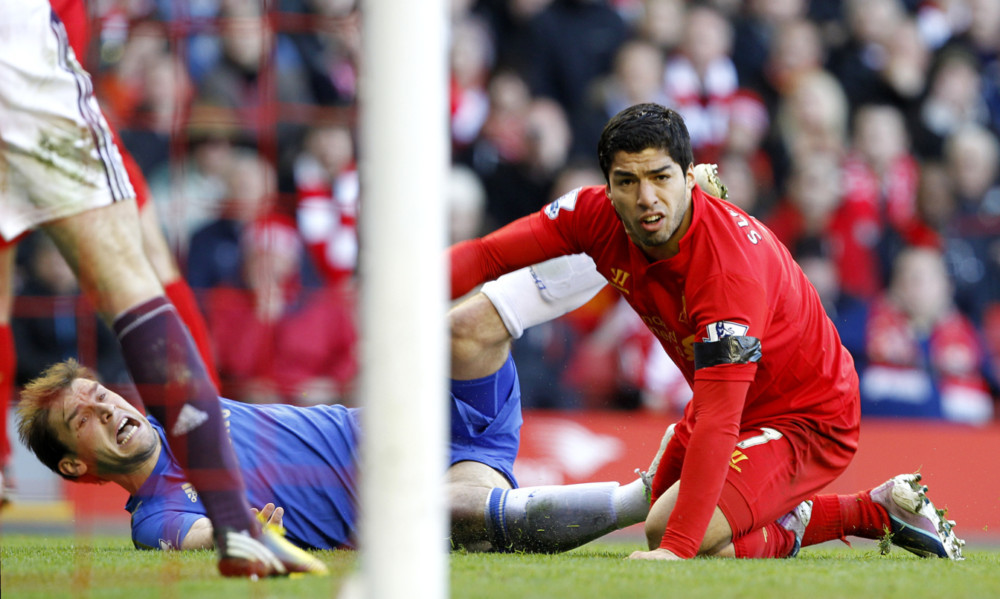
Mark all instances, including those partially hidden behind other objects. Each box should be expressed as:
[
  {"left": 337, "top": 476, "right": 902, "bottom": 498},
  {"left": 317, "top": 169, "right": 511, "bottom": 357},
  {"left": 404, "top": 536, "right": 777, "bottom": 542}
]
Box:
[{"left": 204, "top": 216, "right": 357, "bottom": 406}]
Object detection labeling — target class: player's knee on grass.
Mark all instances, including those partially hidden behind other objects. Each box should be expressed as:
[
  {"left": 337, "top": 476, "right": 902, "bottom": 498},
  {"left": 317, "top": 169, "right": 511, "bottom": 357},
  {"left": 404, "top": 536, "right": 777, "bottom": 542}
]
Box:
[
  {"left": 447, "top": 460, "right": 511, "bottom": 550},
  {"left": 645, "top": 483, "right": 734, "bottom": 555},
  {"left": 450, "top": 293, "right": 512, "bottom": 380},
  {"left": 698, "top": 511, "right": 736, "bottom": 556}
]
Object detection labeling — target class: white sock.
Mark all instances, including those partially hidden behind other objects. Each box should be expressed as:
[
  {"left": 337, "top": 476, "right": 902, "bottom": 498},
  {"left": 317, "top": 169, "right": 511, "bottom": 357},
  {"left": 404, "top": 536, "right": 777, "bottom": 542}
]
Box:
[
  {"left": 612, "top": 477, "right": 651, "bottom": 528},
  {"left": 485, "top": 478, "right": 649, "bottom": 553},
  {"left": 481, "top": 254, "right": 606, "bottom": 339}
]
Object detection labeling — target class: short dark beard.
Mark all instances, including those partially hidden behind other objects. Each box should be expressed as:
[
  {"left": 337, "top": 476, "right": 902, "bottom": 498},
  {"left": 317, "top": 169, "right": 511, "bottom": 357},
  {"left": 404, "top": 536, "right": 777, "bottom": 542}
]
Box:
[{"left": 95, "top": 436, "right": 160, "bottom": 477}]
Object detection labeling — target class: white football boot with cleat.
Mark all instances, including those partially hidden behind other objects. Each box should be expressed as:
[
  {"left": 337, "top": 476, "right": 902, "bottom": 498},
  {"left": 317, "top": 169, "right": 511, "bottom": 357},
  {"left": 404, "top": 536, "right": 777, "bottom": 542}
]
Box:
[{"left": 869, "top": 473, "right": 965, "bottom": 560}]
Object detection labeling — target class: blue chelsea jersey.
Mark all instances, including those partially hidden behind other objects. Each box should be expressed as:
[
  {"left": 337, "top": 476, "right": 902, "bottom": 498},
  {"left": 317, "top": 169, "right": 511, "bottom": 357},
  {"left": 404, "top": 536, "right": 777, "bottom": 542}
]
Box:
[{"left": 126, "top": 399, "right": 361, "bottom": 551}]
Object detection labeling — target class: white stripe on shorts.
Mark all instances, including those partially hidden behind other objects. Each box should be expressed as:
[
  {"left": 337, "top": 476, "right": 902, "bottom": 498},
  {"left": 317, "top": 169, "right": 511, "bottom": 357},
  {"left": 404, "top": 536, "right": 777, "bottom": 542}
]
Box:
[{"left": 48, "top": 11, "right": 131, "bottom": 202}]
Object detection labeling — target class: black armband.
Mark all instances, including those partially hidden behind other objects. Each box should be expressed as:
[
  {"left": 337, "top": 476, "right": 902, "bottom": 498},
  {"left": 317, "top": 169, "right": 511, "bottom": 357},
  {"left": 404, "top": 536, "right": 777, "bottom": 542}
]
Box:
[{"left": 693, "top": 336, "right": 762, "bottom": 370}]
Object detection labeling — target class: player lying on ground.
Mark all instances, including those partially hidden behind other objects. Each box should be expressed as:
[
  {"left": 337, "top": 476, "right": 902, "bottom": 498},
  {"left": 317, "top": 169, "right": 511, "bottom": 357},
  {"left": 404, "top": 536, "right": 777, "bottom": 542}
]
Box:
[
  {"left": 14, "top": 266, "right": 650, "bottom": 555},
  {"left": 450, "top": 103, "right": 964, "bottom": 560},
  {"left": 15, "top": 359, "right": 647, "bottom": 553}
]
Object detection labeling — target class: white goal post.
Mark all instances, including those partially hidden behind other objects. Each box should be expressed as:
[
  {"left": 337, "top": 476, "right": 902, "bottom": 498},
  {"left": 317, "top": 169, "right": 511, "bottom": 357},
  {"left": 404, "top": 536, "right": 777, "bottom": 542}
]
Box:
[{"left": 346, "top": 0, "right": 450, "bottom": 598}]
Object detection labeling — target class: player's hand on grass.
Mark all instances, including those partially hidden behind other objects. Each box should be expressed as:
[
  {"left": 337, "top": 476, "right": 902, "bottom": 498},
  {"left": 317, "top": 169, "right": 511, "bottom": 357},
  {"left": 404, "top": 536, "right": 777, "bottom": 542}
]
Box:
[
  {"left": 251, "top": 503, "right": 285, "bottom": 529},
  {"left": 628, "top": 548, "right": 682, "bottom": 561}
]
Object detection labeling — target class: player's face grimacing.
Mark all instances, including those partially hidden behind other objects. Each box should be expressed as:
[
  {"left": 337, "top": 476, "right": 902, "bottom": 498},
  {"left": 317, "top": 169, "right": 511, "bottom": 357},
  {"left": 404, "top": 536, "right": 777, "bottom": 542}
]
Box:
[
  {"left": 606, "top": 148, "right": 695, "bottom": 261},
  {"left": 49, "top": 379, "right": 159, "bottom": 479}
]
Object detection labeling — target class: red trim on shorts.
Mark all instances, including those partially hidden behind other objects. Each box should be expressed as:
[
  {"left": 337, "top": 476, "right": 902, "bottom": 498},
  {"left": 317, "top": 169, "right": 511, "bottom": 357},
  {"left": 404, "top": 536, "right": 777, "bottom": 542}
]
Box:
[{"left": 0, "top": 231, "right": 30, "bottom": 249}]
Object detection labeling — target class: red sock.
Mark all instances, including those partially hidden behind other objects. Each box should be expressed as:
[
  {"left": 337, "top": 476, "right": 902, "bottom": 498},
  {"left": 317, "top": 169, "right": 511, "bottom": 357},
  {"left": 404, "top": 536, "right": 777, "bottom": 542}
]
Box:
[
  {"left": 0, "top": 322, "right": 13, "bottom": 467},
  {"left": 732, "top": 522, "right": 797, "bottom": 558},
  {"left": 839, "top": 490, "right": 890, "bottom": 539},
  {"left": 164, "top": 279, "right": 220, "bottom": 390},
  {"left": 801, "top": 492, "right": 890, "bottom": 547}
]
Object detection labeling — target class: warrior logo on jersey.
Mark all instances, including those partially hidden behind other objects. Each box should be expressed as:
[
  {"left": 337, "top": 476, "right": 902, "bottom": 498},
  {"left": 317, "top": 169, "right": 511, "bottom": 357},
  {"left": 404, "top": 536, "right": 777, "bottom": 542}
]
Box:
[
  {"left": 609, "top": 268, "right": 631, "bottom": 293},
  {"left": 544, "top": 188, "right": 580, "bottom": 219},
  {"left": 704, "top": 320, "right": 749, "bottom": 341}
]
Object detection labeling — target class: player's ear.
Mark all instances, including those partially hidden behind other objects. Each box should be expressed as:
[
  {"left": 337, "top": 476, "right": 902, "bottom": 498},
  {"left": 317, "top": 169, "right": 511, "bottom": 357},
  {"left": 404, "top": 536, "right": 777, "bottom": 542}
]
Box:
[
  {"left": 58, "top": 456, "right": 87, "bottom": 478},
  {"left": 605, "top": 183, "right": 612, "bottom": 200}
]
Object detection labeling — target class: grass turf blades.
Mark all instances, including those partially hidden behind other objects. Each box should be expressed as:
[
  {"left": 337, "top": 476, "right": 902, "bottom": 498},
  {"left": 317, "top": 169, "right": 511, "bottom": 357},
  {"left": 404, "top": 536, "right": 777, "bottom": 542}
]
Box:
[{"left": 3, "top": 536, "right": 999, "bottom": 599}]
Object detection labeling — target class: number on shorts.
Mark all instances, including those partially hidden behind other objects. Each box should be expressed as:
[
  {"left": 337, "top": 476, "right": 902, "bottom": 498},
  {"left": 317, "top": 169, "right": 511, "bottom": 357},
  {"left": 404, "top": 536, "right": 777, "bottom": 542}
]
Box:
[{"left": 736, "top": 427, "right": 783, "bottom": 449}]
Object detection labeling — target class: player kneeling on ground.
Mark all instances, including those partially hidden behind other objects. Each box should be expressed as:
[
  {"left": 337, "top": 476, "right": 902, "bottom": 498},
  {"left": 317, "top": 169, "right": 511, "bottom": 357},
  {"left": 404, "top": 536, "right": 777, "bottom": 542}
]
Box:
[{"left": 449, "top": 103, "right": 964, "bottom": 561}]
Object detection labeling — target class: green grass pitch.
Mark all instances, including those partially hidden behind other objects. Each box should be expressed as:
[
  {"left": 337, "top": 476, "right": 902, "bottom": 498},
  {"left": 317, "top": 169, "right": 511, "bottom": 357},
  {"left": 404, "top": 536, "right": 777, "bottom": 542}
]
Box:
[{"left": 2, "top": 535, "right": 999, "bottom": 598}]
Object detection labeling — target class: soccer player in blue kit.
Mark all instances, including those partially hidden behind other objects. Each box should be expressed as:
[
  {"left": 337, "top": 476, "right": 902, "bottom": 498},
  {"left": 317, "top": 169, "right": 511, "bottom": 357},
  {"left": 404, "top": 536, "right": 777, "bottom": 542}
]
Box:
[
  {"left": 15, "top": 260, "right": 651, "bottom": 554},
  {"left": 18, "top": 359, "right": 361, "bottom": 551}
]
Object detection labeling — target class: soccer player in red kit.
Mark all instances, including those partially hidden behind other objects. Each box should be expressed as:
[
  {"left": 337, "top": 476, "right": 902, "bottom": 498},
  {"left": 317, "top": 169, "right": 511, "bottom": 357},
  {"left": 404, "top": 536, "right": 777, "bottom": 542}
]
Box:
[{"left": 450, "top": 103, "right": 962, "bottom": 560}]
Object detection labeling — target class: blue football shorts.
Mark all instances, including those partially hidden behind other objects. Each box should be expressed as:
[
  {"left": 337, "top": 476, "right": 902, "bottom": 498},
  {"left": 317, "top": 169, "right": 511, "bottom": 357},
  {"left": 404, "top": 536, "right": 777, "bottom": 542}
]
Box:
[{"left": 449, "top": 354, "right": 523, "bottom": 487}]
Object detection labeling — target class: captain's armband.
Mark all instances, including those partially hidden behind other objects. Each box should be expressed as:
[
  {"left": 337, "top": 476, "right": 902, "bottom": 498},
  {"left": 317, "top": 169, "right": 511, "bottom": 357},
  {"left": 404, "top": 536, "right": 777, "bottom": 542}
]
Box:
[{"left": 693, "top": 336, "right": 762, "bottom": 370}]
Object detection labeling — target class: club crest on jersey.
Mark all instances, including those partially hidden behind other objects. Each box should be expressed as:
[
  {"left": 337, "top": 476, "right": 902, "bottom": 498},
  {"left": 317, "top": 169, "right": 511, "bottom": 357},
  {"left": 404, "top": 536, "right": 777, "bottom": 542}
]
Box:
[
  {"left": 704, "top": 320, "right": 749, "bottom": 341},
  {"left": 544, "top": 188, "right": 580, "bottom": 220}
]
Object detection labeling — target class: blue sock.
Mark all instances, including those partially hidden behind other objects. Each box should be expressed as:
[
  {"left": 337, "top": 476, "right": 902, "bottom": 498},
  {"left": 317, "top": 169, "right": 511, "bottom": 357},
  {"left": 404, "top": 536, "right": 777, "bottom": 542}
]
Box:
[{"left": 485, "top": 488, "right": 511, "bottom": 551}]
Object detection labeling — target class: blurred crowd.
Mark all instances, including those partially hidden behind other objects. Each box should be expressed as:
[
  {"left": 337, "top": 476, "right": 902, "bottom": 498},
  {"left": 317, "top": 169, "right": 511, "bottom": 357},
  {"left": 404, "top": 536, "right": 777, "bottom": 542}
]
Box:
[{"left": 9, "top": 0, "right": 1000, "bottom": 424}]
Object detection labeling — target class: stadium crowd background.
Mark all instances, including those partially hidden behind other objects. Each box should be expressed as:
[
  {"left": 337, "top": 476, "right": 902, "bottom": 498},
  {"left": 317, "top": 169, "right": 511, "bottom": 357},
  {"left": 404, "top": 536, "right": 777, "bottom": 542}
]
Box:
[{"left": 7, "top": 0, "right": 1000, "bottom": 449}]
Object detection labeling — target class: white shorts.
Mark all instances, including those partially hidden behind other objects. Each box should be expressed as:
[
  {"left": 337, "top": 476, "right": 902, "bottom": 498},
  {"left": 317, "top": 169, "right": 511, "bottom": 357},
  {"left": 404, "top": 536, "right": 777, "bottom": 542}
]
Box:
[{"left": 0, "top": 0, "right": 134, "bottom": 243}]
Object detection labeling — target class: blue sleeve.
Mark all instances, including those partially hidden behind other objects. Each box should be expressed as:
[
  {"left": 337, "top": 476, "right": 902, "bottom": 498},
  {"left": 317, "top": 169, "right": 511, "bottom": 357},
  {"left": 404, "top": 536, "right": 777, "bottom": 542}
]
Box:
[
  {"left": 132, "top": 506, "right": 206, "bottom": 551},
  {"left": 128, "top": 418, "right": 216, "bottom": 550}
]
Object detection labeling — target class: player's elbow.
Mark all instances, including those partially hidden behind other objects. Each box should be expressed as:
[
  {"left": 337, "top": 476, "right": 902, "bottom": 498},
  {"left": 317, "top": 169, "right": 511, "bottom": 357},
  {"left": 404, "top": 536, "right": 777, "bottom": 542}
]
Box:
[{"left": 180, "top": 518, "right": 215, "bottom": 550}]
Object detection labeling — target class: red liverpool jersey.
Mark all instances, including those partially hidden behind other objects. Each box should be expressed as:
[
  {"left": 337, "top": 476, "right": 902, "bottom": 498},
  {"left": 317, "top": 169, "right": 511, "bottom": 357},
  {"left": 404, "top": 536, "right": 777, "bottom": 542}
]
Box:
[{"left": 451, "top": 184, "right": 860, "bottom": 555}]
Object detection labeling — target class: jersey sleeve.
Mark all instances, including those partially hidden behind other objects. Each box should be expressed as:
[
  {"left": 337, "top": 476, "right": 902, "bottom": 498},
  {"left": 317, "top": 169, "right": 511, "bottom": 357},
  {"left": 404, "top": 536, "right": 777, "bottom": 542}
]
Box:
[
  {"left": 689, "top": 272, "right": 769, "bottom": 382},
  {"left": 131, "top": 504, "right": 205, "bottom": 551},
  {"left": 449, "top": 207, "right": 582, "bottom": 299},
  {"left": 657, "top": 377, "right": 747, "bottom": 557},
  {"left": 657, "top": 273, "right": 768, "bottom": 556}
]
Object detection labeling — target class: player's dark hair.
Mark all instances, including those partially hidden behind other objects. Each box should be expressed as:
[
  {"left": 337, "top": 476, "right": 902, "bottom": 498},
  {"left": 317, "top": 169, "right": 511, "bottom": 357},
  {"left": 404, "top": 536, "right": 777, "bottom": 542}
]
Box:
[
  {"left": 17, "top": 359, "right": 97, "bottom": 480},
  {"left": 597, "top": 103, "right": 694, "bottom": 181}
]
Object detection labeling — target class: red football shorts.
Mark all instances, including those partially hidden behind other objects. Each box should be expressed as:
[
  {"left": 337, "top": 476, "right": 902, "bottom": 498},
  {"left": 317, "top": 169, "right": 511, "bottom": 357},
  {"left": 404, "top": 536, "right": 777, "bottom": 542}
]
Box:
[{"left": 658, "top": 420, "right": 857, "bottom": 538}]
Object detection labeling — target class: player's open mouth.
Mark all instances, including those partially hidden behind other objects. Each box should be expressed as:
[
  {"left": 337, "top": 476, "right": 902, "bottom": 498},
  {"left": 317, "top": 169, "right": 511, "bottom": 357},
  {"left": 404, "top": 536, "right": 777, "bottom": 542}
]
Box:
[
  {"left": 117, "top": 416, "right": 140, "bottom": 446},
  {"left": 640, "top": 214, "right": 663, "bottom": 230}
]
